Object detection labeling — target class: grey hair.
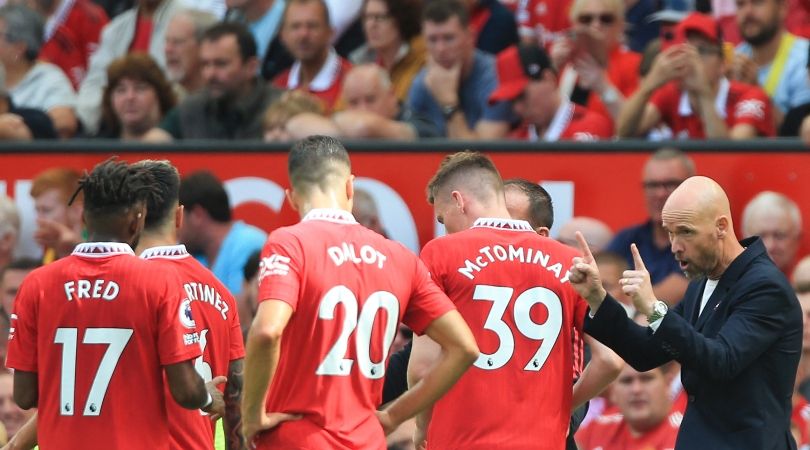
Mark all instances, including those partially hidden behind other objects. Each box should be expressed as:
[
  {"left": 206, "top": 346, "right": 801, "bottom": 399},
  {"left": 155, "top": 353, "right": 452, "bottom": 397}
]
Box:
[
  {"left": 171, "top": 8, "right": 219, "bottom": 41},
  {"left": 742, "top": 191, "right": 802, "bottom": 237},
  {"left": 0, "top": 195, "right": 20, "bottom": 242},
  {"left": 646, "top": 147, "right": 696, "bottom": 177},
  {"left": 0, "top": 4, "right": 44, "bottom": 62}
]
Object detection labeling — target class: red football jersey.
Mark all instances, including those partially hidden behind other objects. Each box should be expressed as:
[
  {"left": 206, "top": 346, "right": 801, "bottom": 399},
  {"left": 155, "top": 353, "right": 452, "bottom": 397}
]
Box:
[
  {"left": 254, "top": 209, "right": 455, "bottom": 450},
  {"left": 517, "top": 0, "right": 572, "bottom": 46},
  {"left": 141, "top": 245, "right": 245, "bottom": 450},
  {"left": 272, "top": 50, "right": 352, "bottom": 113},
  {"left": 650, "top": 78, "right": 775, "bottom": 138},
  {"left": 420, "top": 218, "right": 589, "bottom": 450},
  {"left": 511, "top": 100, "right": 614, "bottom": 141},
  {"left": 575, "top": 409, "right": 682, "bottom": 450},
  {"left": 39, "top": 0, "right": 108, "bottom": 88},
  {"left": 6, "top": 242, "right": 201, "bottom": 450}
]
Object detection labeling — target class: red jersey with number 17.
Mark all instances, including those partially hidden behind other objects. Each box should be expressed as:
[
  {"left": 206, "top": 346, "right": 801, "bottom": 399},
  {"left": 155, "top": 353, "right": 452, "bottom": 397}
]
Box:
[
  {"left": 255, "top": 209, "right": 455, "bottom": 450},
  {"left": 141, "top": 244, "right": 245, "bottom": 450},
  {"left": 420, "top": 218, "right": 589, "bottom": 450},
  {"left": 6, "top": 242, "right": 201, "bottom": 450}
]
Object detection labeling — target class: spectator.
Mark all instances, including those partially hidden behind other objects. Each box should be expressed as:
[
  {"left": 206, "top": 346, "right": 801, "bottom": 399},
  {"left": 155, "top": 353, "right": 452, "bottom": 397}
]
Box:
[
  {"left": 606, "top": 148, "right": 692, "bottom": 304},
  {"left": 0, "top": 197, "right": 19, "bottom": 274},
  {"left": 262, "top": 90, "right": 324, "bottom": 141},
  {"left": 0, "top": 4, "right": 78, "bottom": 138},
  {"left": 77, "top": 0, "right": 183, "bottom": 134},
  {"left": 503, "top": 178, "right": 553, "bottom": 236},
  {"left": 178, "top": 170, "right": 266, "bottom": 295},
  {"left": 352, "top": 187, "right": 387, "bottom": 236},
  {"left": 288, "top": 63, "right": 439, "bottom": 139},
  {"left": 0, "top": 64, "right": 57, "bottom": 140},
  {"left": 237, "top": 249, "right": 260, "bottom": 340},
  {"left": 517, "top": 0, "right": 572, "bottom": 47},
  {"left": 741, "top": 191, "right": 802, "bottom": 275},
  {"left": 464, "top": 0, "right": 519, "bottom": 55},
  {"left": 779, "top": 50, "right": 810, "bottom": 139},
  {"left": 489, "top": 44, "right": 614, "bottom": 141},
  {"left": 350, "top": 0, "right": 426, "bottom": 102},
  {"left": 595, "top": 251, "right": 633, "bottom": 317},
  {"left": 617, "top": 12, "right": 775, "bottom": 139},
  {"left": 549, "top": 0, "right": 641, "bottom": 123},
  {"left": 0, "top": 372, "right": 30, "bottom": 440},
  {"left": 99, "top": 53, "right": 177, "bottom": 140},
  {"left": 558, "top": 216, "right": 614, "bottom": 252},
  {"left": 794, "top": 255, "right": 810, "bottom": 292},
  {"left": 29, "top": 0, "right": 109, "bottom": 89},
  {"left": 732, "top": 0, "right": 810, "bottom": 123},
  {"left": 164, "top": 8, "right": 218, "bottom": 98},
  {"left": 0, "top": 258, "right": 39, "bottom": 319},
  {"left": 410, "top": 1, "right": 515, "bottom": 139},
  {"left": 576, "top": 363, "right": 682, "bottom": 450},
  {"left": 273, "top": 0, "right": 352, "bottom": 112},
  {"left": 224, "top": 0, "right": 291, "bottom": 79},
  {"left": 153, "top": 22, "right": 283, "bottom": 140},
  {"left": 30, "top": 168, "right": 83, "bottom": 264}
]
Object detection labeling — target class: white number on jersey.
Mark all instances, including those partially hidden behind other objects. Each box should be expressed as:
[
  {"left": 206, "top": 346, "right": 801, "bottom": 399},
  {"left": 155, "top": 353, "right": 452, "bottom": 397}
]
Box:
[
  {"left": 473, "top": 285, "right": 563, "bottom": 371},
  {"left": 316, "top": 285, "right": 400, "bottom": 379},
  {"left": 54, "top": 327, "right": 133, "bottom": 416}
]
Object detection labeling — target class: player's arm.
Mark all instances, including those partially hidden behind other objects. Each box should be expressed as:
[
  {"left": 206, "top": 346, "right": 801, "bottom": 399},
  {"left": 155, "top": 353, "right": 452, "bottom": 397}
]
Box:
[
  {"left": 2, "top": 413, "right": 37, "bottom": 450},
  {"left": 165, "top": 360, "right": 226, "bottom": 415},
  {"left": 571, "top": 335, "right": 624, "bottom": 411},
  {"left": 13, "top": 370, "right": 37, "bottom": 410},
  {"left": 242, "top": 300, "right": 302, "bottom": 445},
  {"left": 406, "top": 334, "right": 442, "bottom": 447},
  {"left": 379, "top": 310, "right": 478, "bottom": 435},
  {"left": 224, "top": 358, "right": 244, "bottom": 450}
]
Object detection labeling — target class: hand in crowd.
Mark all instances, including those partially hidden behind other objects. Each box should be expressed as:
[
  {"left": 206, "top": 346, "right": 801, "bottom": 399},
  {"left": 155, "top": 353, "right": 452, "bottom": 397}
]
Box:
[
  {"left": 550, "top": 35, "right": 575, "bottom": 71},
  {"left": 619, "top": 244, "right": 657, "bottom": 316},
  {"left": 424, "top": 56, "right": 461, "bottom": 107},
  {"left": 679, "top": 45, "right": 712, "bottom": 97},
  {"left": 643, "top": 45, "right": 692, "bottom": 92},
  {"left": 729, "top": 53, "right": 759, "bottom": 85},
  {"left": 332, "top": 110, "right": 380, "bottom": 138},
  {"left": 573, "top": 52, "right": 609, "bottom": 93},
  {"left": 34, "top": 218, "right": 81, "bottom": 259},
  {"left": 242, "top": 411, "right": 302, "bottom": 449},
  {"left": 0, "top": 114, "right": 32, "bottom": 141}
]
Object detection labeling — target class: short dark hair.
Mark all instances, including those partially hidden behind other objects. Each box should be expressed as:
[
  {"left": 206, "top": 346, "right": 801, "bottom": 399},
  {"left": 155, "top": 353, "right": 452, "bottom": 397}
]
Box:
[
  {"left": 427, "top": 151, "right": 502, "bottom": 204},
  {"left": 0, "top": 257, "right": 40, "bottom": 279},
  {"left": 179, "top": 171, "right": 231, "bottom": 223},
  {"left": 504, "top": 178, "right": 554, "bottom": 229},
  {"left": 131, "top": 160, "right": 180, "bottom": 230},
  {"left": 368, "top": 0, "right": 423, "bottom": 41},
  {"left": 283, "top": 0, "right": 331, "bottom": 27},
  {"left": 244, "top": 249, "right": 261, "bottom": 281},
  {"left": 73, "top": 158, "right": 162, "bottom": 218},
  {"left": 288, "top": 135, "right": 351, "bottom": 194},
  {"left": 202, "top": 21, "right": 257, "bottom": 61},
  {"left": 422, "top": 0, "right": 469, "bottom": 27}
]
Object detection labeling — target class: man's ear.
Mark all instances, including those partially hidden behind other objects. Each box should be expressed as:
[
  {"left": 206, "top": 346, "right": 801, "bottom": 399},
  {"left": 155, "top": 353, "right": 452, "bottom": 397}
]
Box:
[
  {"left": 536, "top": 226, "right": 550, "bottom": 237},
  {"left": 451, "top": 190, "right": 465, "bottom": 213},
  {"left": 128, "top": 204, "right": 146, "bottom": 243},
  {"left": 285, "top": 188, "right": 299, "bottom": 212},
  {"left": 346, "top": 175, "right": 355, "bottom": 211},
  {"left": 716, "top": 215, "right": 729, "bottom": 238},
  {"left": 175, "top": 204, "right": 184, "bottom": 231}
]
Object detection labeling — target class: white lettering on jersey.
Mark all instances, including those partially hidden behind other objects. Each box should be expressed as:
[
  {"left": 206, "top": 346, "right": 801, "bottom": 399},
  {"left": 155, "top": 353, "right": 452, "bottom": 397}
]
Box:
[
  {"left": 735, "top": 99, "right": 765, "bottom": 119},
  {"left": 327, "top": 243, "right": 387, "bottom": 269},
  {"left": 63, "top": 280, "right": 120, "bottom": 301},
  {"left": 259, "top": 254, "right": 292, "bottom": 282},
  {"left": 457, "top": 244, "right": 572, "bottom": 282},
  {"left": 183, "top": 282, "right": 230, "bottom": 320}
]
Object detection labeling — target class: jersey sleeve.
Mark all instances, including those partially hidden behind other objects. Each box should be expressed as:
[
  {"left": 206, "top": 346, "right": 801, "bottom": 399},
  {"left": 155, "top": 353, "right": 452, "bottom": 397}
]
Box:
[
  {"left": 155, "top": 269, "right": 203, "bottom": 366},
  {"left": 6, "top": 274, "right": 40, "bottom": 372},
  {"left": 256, "top": 229, "right": 303, "bottom": 310},
  {"left": 401, "top": 257, "right": 456, "bottom": 336},
  {"left": 731, "top": 86, "right": 775, "bottom": 136}
]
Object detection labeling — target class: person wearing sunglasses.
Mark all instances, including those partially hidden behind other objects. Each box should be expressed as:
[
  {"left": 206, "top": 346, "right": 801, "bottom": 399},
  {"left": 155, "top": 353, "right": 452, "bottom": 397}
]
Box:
[{"left": 548, "top": 0, "right": 641, "bottom": 125}]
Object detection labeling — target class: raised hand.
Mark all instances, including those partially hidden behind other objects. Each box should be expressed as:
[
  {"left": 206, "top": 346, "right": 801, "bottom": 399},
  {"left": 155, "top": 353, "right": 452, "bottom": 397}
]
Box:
[
  {"left": 620, "top": 243, "right": 657, "bottom": 316},
  {"left": 568, "top": 231, "right": 607, "bottom": 308}
]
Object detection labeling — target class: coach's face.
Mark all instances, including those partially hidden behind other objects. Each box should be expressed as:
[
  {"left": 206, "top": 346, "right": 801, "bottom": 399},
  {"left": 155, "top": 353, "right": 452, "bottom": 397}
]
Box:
[{"left": 663, "top": 204, "right": 723, "bottom": 280}]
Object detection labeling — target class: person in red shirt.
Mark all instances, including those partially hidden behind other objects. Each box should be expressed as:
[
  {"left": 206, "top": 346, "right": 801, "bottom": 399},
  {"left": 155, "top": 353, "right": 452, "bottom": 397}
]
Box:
[
  {"left": 241, "top": 135, "right": 478, "bottom": 450},
  {"left": 517, "top": 0, "right": 572, "bottom": 47},
  {"left": 617, "top": 12, "right": 774, "bottom": 139},
  {"left": 34, "top": 0, "right": 109, "bottom": 89},
  {"left": 576, "top": 363, "right": 682, "bottom": 450},
  {"left": 410, "top": 152, "right": 616, "bottom": 449},
  {"left": 133, "top": 160, "right": 245, "bottom": 450},
  {"left": 5, "top": 158, "right": 224, "bottom": 450},
  {"left": 273, "top": 0, "right": 352, "bottom": 112},
  {"left": 490, "top": 44, "right": 614, "bottom": 141}
]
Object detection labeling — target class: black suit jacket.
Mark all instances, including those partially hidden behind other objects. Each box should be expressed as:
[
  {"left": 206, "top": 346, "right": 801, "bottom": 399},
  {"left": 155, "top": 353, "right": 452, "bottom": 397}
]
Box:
[{"left": 586, "top": 237, "right": 802, "bottom": 450}]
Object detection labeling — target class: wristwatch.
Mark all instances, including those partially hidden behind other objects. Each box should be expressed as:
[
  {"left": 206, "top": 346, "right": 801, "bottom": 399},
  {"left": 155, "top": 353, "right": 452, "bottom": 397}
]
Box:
[
  {"left": 441, "top": 104, "right": 460, "bottom": 121},
  {"left": 647, "top": 300, "right": 669, "bottom": 323}
]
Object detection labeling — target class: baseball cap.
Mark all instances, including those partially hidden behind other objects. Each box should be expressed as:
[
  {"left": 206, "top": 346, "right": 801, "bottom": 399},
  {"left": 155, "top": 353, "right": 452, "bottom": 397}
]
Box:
[
  {"left": 672, "top": 12, "right": 722, "bottom": 46},
  {"left": 489, "top": 44, "right": 553, "bottom": 104}
]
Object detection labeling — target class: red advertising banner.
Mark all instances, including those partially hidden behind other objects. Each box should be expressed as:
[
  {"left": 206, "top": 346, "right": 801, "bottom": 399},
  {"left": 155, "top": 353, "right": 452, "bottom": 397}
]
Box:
[{"left": 1, "top": 150, "right": 807, "bottom": 268}]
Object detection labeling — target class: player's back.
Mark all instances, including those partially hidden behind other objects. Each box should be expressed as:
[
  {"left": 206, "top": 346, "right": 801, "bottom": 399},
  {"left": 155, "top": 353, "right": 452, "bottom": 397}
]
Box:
[
  {"left": 6, "top": 243, "right": 201, "bottom": 450},
  {"left": 420, "top": 219, "right": 588, "bottom": 450},
  {"left": 255, "top": 210, "right": 452, "bottom": 450},
  {"left": 141, "top": 245, "right": 245, "bottom": 450}
]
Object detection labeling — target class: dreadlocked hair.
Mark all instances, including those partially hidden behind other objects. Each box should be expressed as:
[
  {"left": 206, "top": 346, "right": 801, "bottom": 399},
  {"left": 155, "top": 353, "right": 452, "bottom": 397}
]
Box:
[{"left": 71, "top": 157, "right": 163, "bottom": 216}]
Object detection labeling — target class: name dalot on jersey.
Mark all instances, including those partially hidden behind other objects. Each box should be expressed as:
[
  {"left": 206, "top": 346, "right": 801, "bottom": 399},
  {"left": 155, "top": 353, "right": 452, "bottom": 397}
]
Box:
[{"left": 327, "top": 242, "right": 387, "bottom": 269}]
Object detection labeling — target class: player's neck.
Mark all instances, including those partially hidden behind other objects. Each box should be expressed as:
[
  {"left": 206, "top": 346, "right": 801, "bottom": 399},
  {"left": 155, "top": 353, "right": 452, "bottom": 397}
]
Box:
[
  {"left": 296, "top": 191, "right": 351, "bottom": 219},
  {"left": 134, "top": 230, "right": 177, "bottom": 255}
]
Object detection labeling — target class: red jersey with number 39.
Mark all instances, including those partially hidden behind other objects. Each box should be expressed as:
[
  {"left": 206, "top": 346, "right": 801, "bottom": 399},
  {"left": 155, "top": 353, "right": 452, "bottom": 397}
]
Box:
[
  {"left": 6, "top": 242, "right": 201, "bottom": 450},
  {"left": 141, "top": 245, "right": 245, "bottom": 450},
  {"left": 420, "top": 218, "right": 589, "bottom": 450},
  {"left": 255, "top": 209, "right": 455, "bottom": 450}
]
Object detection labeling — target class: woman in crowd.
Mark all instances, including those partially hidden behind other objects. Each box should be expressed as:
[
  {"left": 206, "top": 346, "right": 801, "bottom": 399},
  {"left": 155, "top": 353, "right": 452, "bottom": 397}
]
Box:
[
  {"left": 99, "top": 53, "right": 176, "bottom": 140},
  {"left": 350, "top": 0, "right": 426, "bottom": 102}
]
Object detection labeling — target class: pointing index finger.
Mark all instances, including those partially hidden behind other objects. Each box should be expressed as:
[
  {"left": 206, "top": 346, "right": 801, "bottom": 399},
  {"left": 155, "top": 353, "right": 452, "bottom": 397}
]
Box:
[
  {"left": 575, "top": 231, "right": 595, "bottom": 262},
  {"left": 630, "top": 243, "right": 647, "bottom": 271}
]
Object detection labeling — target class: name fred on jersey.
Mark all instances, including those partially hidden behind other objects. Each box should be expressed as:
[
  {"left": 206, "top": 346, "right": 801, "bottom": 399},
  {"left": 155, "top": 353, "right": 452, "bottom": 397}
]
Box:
[{"left": 64, "top": 279, "right": 120, "bottom": 301}]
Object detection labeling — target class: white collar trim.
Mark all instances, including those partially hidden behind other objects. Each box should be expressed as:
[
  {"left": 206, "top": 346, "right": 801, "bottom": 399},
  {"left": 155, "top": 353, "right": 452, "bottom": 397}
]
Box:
[
  {"left": 287, "top": 48, "right": 342, "bottom": 92},
  {"left": 72, "top": 242, "right": 134, "bottom": 257},
  {"left": 302, "top": 208, "right": 357, "bottom": 224},
  {"left": 472, "top": 217, "right": 534, "bottom": 232},
  {"left": 544, "top": 96, "right": 575, "bottom": 141},
  {"left": 140, "top": 244, "right": 190, "bottom": 260},
  {"left": 678, "top": 78, "right": 730, "bottom": 119},
  {"left": 44, "top": 0, "right": 76, "bottom": 41}
]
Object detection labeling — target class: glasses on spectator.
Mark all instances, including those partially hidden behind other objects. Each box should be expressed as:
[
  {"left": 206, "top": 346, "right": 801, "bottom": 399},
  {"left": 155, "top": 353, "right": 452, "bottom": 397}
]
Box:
[
  {"left": 695, "top": 45, "right": 722, "bottom": 57},
  {"left": 363, "top": 12, "right": 391, "bottom": 23},
  {"left": 642, "top": 180, "right": 684, "bottom": 191},
  {"left": 576, "top": 13, "right": 616, "bottom": 25}
]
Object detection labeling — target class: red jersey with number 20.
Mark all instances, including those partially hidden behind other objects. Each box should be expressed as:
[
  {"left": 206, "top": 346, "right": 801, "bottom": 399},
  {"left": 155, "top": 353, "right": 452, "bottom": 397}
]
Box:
[
  {"left": 255, "top": 209, "right": 455, "bottom": 450},
  {"left": 420, "top": 218, "right": 589, "bottom": 450},
  {"left": 6, "top": 242, "right": 201, "bottom": 450},
  {"left": 141, "top": 245, "right": 245, "bottom": 450}
]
